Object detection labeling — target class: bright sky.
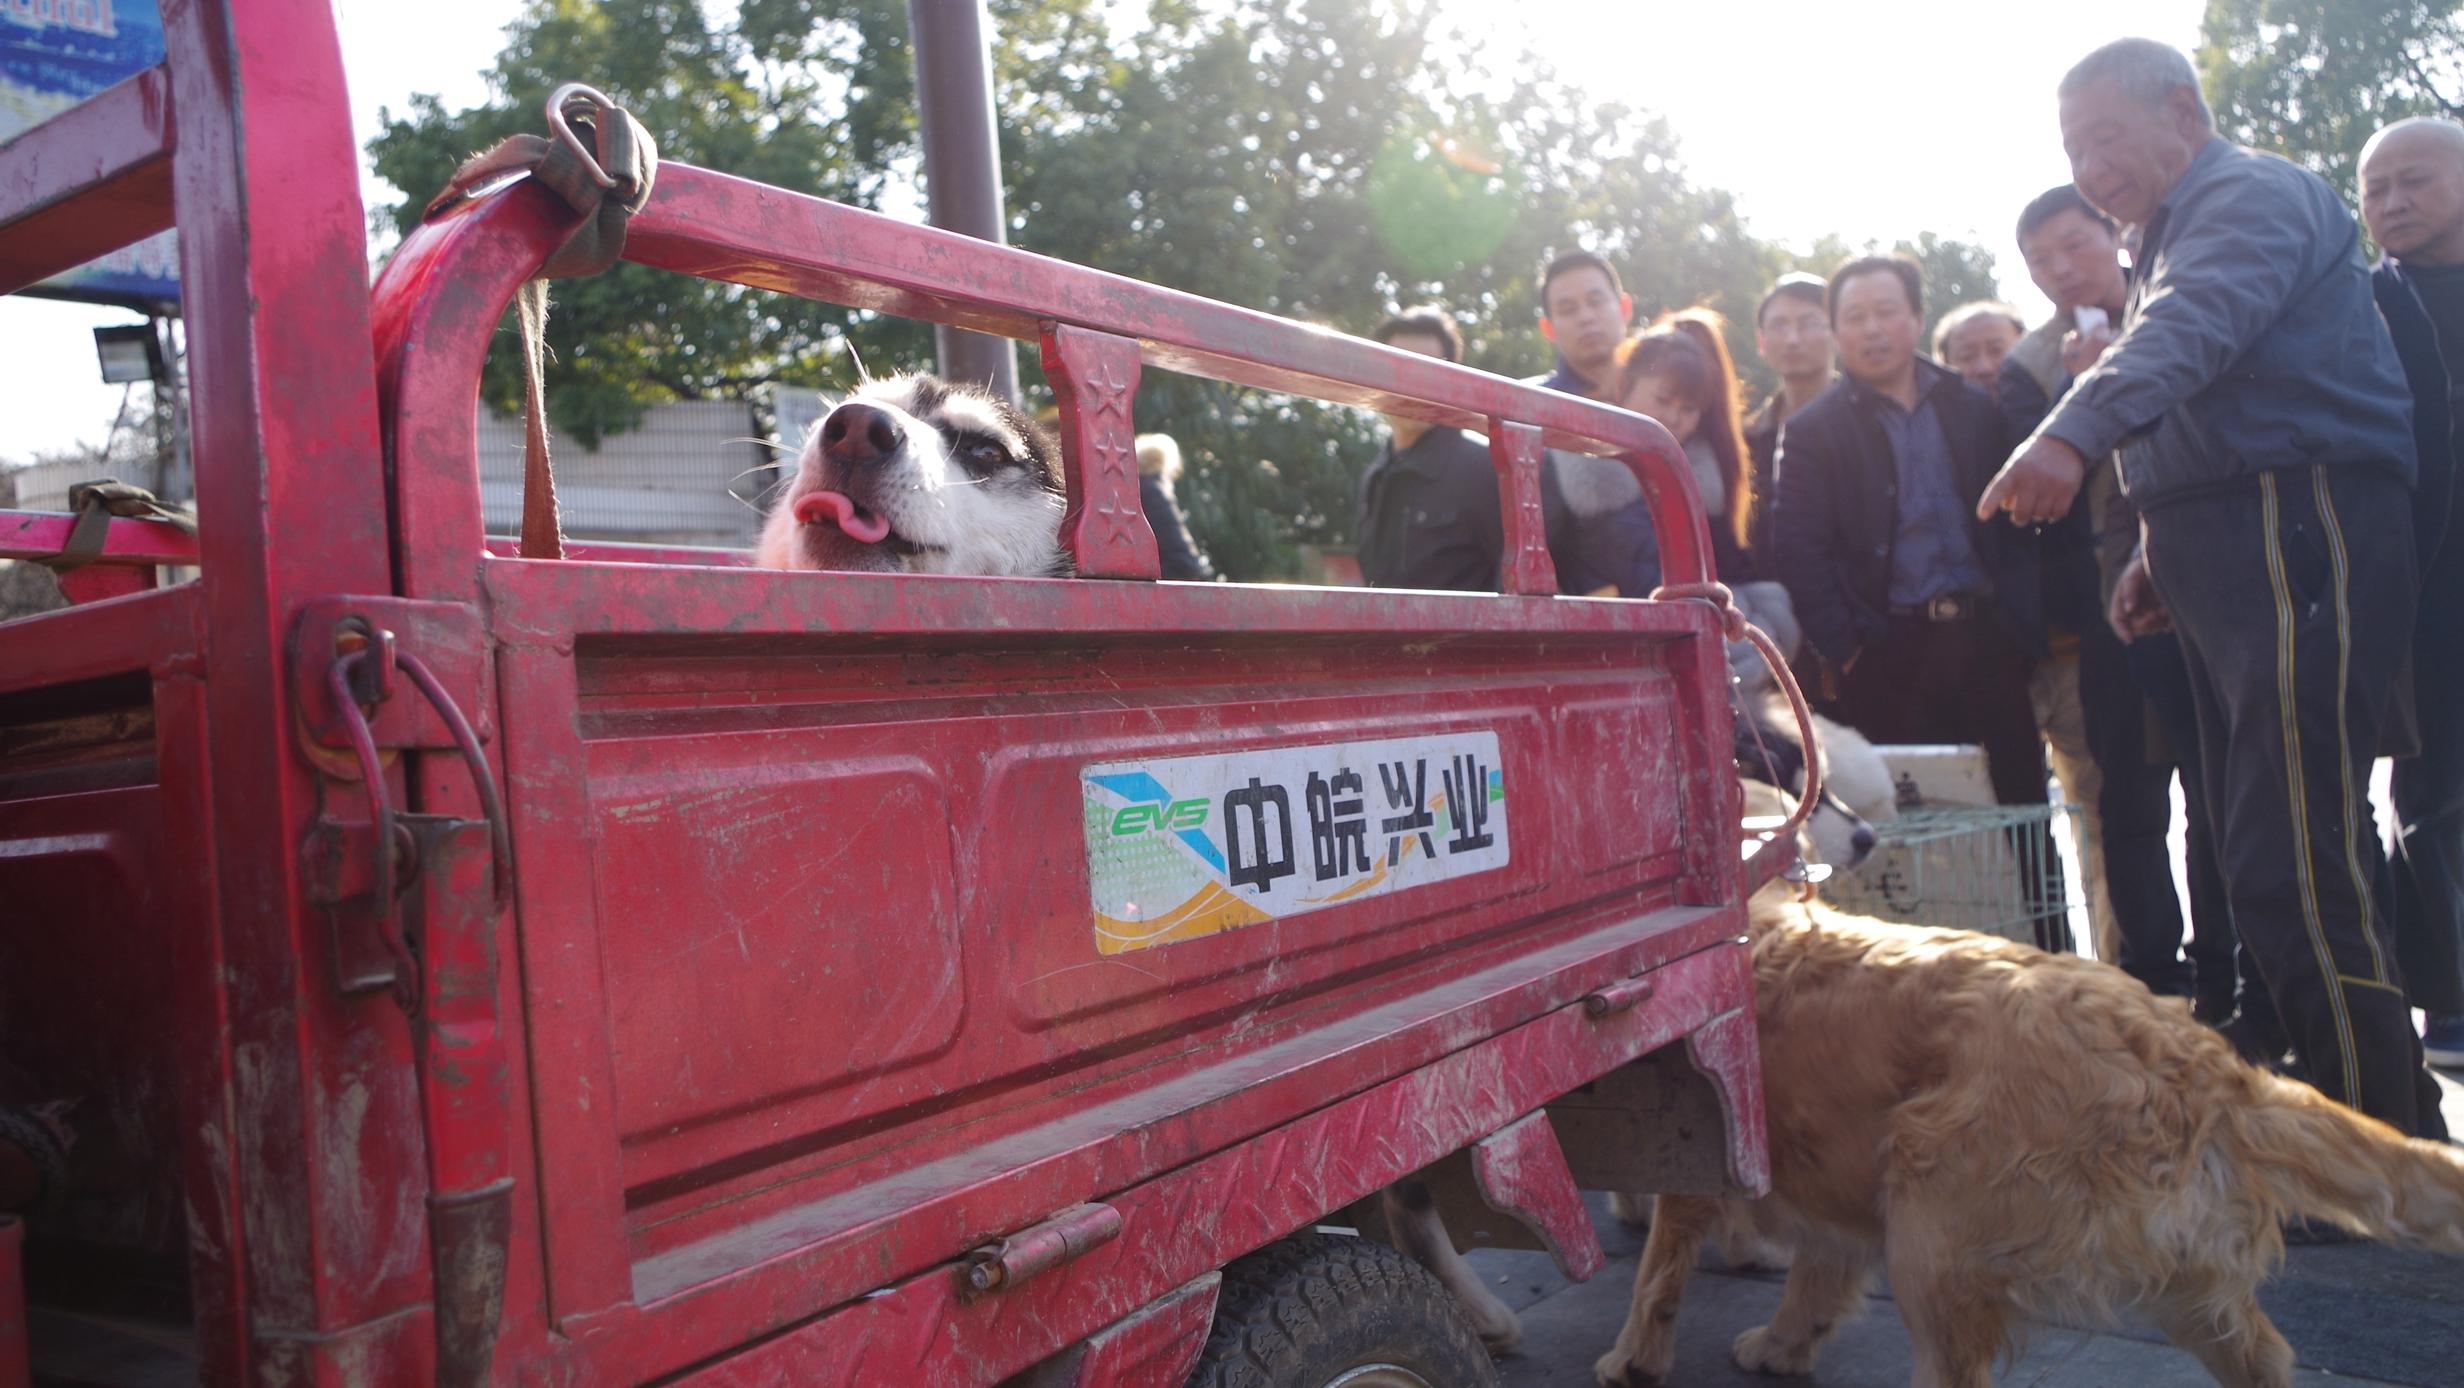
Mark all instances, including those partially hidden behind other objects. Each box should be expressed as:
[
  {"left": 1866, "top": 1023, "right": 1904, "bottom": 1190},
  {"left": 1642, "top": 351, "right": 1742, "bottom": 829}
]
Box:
[{"left": 1, "top": 0, "right": 2206, "bottom": 463}]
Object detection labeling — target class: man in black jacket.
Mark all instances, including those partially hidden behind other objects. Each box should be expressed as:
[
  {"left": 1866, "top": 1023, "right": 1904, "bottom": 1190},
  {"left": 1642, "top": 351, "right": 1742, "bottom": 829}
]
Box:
[
  {"left": 1772, "top": 255, "right": 2049, "bottom": 823},
  {"left": 1983, "top": 40, "right": 2440, "bottom": 1136},
  {"left": 1357, "top": 308, "right": 1506, "bottom": 591},
  {"left": 2360, "top": 116, "right": 2464, "bottom": 1070},
  {"left": 2000, "top": 185, "right": 2228, "bottom": 1016},
  {"left": 1743, "top": 273, "right": 1836, "bottom": 542}
]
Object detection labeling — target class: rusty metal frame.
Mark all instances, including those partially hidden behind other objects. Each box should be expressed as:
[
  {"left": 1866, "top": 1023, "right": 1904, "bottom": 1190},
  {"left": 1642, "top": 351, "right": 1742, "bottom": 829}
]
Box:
[
  {"left": 663, "top": 941, "right": 1758, "bottom": 1386},
  {"left": 1, "top": 4, "right": 1769, "bottom": 1380},
  {"left": 372, "top": 163, "right": 1716, "bottom": 600},
  {"left": 2, "top": 0, "right": 428, "bottom": 1379},
  {"left": 0, "top": 65, "right": 174, "bottom": 295}
]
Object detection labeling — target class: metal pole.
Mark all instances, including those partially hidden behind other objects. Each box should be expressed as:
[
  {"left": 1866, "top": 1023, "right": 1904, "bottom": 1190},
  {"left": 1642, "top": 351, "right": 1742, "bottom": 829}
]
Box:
[
  {"left": 907, "top": 0, "right": 1019, "bottom": 402},
  {"left": 163, "top": 317, "right": 193, "bottom": 503}
]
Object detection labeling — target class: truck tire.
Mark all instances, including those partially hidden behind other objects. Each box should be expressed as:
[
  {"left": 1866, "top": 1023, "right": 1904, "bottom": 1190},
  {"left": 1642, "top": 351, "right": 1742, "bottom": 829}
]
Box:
[{"left": 1185, "top": 1232, "right": 1500, "bottom": 1388}]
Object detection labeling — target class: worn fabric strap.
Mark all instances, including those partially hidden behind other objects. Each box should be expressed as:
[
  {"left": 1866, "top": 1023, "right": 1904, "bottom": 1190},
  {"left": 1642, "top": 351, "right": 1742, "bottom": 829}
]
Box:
[
  {"left": 512, "top": 280, "right": 563, "bottom": 559},
  {"left": 36, "top": 478, "right": 197, "bottom": 573},
  {"left": 423, "top": 84, "right": 659, "bottom": 560}
]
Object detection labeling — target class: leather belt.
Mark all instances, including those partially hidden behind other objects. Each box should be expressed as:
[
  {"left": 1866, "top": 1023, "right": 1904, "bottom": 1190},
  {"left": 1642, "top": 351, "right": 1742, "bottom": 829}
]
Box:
[{"left": 1892, "top": 592, "right": 1987, "bottom": 622}]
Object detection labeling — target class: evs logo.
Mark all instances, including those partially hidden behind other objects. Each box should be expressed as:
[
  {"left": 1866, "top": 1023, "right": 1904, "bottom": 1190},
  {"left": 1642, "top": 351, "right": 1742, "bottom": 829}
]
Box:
[
  {"left": 1109, "top": 799, "right": 1209, "bottom": 836},
  {"left": 1086, "top": 770, "right": 1230, "bottom": 875}
]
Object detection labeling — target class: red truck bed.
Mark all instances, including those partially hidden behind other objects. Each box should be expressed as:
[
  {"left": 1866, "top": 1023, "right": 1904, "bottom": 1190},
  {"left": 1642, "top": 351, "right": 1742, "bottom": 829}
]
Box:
[{"left": 0, "top": 6, "right": 1769, "bottom": 1383}]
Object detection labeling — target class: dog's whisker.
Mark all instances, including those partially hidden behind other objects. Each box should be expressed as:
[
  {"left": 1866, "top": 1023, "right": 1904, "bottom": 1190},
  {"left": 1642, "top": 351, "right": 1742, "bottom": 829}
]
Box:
[
  {"left": 725, "top": 480, "right": 790, "bottom": 515},
  {"left": 725, "top": 436, "right": 793, "bottom": 456},
  {"left": 724, "top": 465, "right": 796, "bottom": 515}
]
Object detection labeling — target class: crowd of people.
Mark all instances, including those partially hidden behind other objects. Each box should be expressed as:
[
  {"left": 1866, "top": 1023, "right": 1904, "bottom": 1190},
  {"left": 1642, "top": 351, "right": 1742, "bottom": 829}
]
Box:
[{"left": 1352, "top": 38, "right": 2464, "bottom": 1145}]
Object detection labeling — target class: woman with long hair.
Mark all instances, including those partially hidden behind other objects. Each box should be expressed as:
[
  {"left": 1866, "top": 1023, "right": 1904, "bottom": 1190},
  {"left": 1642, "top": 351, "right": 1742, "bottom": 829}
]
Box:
[
  {"left": 1618, "top": 314, "right": 1801, "bottom": 673},
  {"left": 1646, "top": 308, "right": 1758, "bottom": 577}
]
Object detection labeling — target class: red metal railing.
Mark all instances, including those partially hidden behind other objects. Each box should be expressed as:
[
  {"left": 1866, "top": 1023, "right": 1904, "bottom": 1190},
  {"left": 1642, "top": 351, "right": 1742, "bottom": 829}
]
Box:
[
  {"left": 373, "top": 162, "right": 1715, "bottom": 603},
  {"left": 0, "top": 508, "right": 196, "bottom": 603},
  {"left": 0, "top": 66, "right": 175, "bottom": 296},
  {"left": 0, "top": 1, "right": 404, "bottom": 1377},
  {"left": 0, "top": 15, "right": 1759, "bottom": 1374}
]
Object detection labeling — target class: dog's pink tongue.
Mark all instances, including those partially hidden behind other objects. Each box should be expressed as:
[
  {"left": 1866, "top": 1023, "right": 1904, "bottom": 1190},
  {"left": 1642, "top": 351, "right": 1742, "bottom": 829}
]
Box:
[{"left": 793, "top": 490, "right": 891, "bottom": 544}]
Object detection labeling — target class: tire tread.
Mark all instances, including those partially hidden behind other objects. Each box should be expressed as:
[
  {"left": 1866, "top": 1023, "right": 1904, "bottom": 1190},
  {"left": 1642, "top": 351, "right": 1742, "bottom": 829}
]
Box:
[{"left": 1185, "top": 1232, "right": 1497, "bottom": 1388}]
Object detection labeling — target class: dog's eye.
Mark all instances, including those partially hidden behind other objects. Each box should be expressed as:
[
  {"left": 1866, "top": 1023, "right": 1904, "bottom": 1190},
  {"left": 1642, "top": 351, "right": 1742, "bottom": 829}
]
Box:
[{"left": 959, "top": 439, "right": 1009, "bottom": 471}]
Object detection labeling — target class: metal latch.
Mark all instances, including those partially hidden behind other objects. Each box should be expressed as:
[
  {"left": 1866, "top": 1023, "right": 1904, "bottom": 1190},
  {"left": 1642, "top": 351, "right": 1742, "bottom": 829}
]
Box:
[
  {"left": 295, "top": 604, "right": 509, "bottom": 1008},
  {"left": 291, "top": 603, "right": 517, "bottom": 1388},
  {"left": 959, "top": 1203, "right": 1123, "bottom": 1298}
]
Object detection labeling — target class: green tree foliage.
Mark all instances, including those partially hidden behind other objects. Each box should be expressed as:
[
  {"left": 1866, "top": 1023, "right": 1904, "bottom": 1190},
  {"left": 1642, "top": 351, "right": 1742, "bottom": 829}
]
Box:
[
  {"left": 368, "top": 0, "right": 939, "bottom": 445},
  {"left": 1900, "top": 232, "right": 2008, "bottom": 344},
  {"left": 2201, "top": 0, "right": 2463, "bottom": 194},
  {"left": 367, "top": 0, "right": 1996, "bottom": 576}
]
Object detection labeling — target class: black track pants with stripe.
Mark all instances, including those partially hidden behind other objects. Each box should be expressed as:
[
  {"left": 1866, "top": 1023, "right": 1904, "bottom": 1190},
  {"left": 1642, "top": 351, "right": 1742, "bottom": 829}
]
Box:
[{"left": 2144, "top": 464, "right": 2444, "bottom": 1138}]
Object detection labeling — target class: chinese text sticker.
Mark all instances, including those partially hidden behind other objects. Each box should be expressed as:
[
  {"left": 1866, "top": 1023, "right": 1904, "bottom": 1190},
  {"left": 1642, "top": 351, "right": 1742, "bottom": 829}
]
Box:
[{"left": 1083, "top": 732, "right": 1509, "bottom": 954}]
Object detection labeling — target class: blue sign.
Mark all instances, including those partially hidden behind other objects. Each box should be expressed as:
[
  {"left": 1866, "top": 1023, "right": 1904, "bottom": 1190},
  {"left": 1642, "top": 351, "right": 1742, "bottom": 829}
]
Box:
[{"left": 2, "top": 0, "right": 179, "bottom": 308}]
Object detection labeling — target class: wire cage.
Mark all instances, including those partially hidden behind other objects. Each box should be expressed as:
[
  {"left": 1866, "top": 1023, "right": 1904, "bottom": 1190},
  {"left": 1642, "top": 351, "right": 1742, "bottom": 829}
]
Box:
[{"left": 1820, "top": 803, "right": 2084, "bottom": 953}]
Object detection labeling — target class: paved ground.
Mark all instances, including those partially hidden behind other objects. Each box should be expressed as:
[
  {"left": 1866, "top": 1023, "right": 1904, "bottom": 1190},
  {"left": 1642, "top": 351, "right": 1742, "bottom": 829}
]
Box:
[{"left": 1471, "top": 1073, "right": 2464, "bottom": 1387}]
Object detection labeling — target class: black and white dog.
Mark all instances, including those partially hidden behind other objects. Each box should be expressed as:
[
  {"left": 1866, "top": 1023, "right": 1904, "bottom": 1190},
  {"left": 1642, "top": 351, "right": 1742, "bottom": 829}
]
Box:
[
  {"left": 756, "top": 374, "right": 1069, "bottom": 577},
  {"left": 1734, "top": 692, "right": 1892, "bottom": 871}
]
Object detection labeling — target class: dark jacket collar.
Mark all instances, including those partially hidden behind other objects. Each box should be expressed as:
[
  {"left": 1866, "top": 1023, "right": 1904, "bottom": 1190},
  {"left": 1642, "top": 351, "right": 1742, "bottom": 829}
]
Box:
[
  {"left": 2374, "top": 252, "right": 2463, "bottom": 283},
  {"left": 1378, "top": 425, "right": 1472, "bottom": 475},
  {"left": 1839, "top": 356, "right": 1962, "bottom": 413},
  {"left": 1529, "top": 355, "right": 1602, "bottom": 398},
  {"left": 2159, "top": 137, "right": 2234, "bottom": 215},
  {"left": 2136, "top": 137, "right": 2235, "bottom": 271}
]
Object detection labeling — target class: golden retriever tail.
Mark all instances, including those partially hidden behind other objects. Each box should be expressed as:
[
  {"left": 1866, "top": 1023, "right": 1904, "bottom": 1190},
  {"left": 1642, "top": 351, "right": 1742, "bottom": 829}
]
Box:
[{"left": 2241, "top": 1078, "right": 2464, "bottom": 1251}]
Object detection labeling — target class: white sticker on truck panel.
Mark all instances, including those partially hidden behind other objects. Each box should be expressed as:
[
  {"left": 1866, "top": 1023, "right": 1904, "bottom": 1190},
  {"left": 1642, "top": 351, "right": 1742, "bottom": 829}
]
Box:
[{"left": 1083, "top": 731, "right": 1509, "bottom": 954}]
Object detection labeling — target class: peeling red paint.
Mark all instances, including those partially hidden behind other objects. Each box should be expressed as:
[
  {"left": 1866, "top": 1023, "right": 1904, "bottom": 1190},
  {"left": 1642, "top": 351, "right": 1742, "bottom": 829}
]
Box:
[{"left": 0, "top": 14, "right": 1766, "bottom": 1382}]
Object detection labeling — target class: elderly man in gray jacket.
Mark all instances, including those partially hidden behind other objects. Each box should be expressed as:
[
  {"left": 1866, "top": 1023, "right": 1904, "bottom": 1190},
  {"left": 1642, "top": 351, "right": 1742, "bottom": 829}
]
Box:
[{"left": 1981, "top": 38, "right": 2445, "bottom": 1138}]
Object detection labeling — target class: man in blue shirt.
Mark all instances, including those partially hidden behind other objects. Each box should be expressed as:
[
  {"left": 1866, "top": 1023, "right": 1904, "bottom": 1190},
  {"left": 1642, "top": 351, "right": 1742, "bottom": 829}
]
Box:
[
  {"left": 1982, "top": 39, "right": 2443, "bottom": 1137},
  {"left": 1772, "top": 256, "right": 2051, "bottom": 929}
]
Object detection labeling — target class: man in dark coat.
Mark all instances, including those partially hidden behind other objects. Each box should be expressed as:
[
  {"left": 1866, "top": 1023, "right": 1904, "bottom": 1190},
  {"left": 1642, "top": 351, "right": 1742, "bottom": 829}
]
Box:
[
  {"left": 2000, "top": 183, "right": 2226, "bottom": 1016},
  {"left": 1743, "top": 274, "right": 1836, "bottom": 557},
  {"left": 1357, "top": 308, "right": 1507, "bottom": 592},
  {"left": 2359, "top": 116, "right": 2464, "bottom": 1070},
  {"left": 1772, "top": 255, "right": 2050, "bottom": 863}
]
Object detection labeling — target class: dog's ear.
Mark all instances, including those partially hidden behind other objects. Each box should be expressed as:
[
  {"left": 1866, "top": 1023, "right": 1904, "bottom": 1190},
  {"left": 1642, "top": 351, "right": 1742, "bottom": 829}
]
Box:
[{"left": 1734, "top": 712, "right": 1805, "bottom": 789}]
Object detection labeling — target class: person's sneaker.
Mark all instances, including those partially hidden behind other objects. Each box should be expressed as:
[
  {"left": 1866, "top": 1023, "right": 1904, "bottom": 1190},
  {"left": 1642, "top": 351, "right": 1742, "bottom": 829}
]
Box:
[{"left": 2421, "top": 1013, "right": 2464, "bottom": 1070}]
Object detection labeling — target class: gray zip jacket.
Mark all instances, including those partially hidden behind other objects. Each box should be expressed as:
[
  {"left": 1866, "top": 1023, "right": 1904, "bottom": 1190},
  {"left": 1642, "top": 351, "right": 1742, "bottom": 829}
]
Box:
[{"left": 2032, "top": 139, "right": 2417, "bottom": 508}]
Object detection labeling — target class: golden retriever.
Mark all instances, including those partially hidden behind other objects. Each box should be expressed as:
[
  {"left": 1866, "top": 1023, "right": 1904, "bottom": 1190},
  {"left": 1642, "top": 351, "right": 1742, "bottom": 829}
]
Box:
[{"left": 1596, "top": 794, "right": 2464, "bottom": 1388}]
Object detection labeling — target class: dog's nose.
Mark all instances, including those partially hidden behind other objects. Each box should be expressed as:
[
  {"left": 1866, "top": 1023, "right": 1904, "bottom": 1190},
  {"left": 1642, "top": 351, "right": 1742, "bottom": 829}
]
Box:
[
  {"left": 1849, "top": 824, "right": 1878, "bottom": 862},
  {"left": 820, "top": 401, "right": 905, "bottom": 465}
]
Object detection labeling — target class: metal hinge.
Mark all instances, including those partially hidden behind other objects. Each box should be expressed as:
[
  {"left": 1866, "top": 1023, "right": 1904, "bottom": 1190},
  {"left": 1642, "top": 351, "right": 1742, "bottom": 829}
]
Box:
[
  {"left": 959, "top": 1203, "right": 1123, "bottom": 1299},
  {"left": 1583, "top": 975, "right": 1658, "bottom": 1018}
]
